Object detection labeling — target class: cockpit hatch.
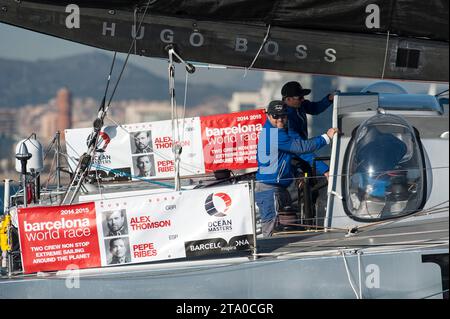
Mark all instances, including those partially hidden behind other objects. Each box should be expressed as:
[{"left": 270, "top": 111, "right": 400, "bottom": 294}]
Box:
[{"left": 343, "top": 114, "right": 426, "bottom": 221}]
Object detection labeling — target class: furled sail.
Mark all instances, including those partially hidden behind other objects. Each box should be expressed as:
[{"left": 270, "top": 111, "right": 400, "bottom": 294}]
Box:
[{"left": 0, "top": 0, "right": 448, "bottom": 81}]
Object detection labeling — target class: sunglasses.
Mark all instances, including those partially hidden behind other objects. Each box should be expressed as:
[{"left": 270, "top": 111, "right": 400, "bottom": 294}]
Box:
[{"left": 271, "top": 114, "right": 287, "bottom": 119}]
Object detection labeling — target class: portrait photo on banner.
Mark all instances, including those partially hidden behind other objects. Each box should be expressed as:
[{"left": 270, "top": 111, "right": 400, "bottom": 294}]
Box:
[
  {"left": 105, "top": 237, "right": 132, "bottom": 265},
  {"left": 130, "top": 130, "right": 153, "bottom": 154},
  {"left": 133, "top": 154, "right": 156, "bottom": 178},
  {"left": 102, "top": 209, "right": 129, "bottom": 237}
]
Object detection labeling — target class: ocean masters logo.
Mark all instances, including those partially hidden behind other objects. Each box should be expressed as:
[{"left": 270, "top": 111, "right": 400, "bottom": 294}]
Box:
[
  {"left": 86, "top": 131, "right": 111, "bottom": 153},
  {"left": 204, "top": 192, "right": 232, "bottom": 217},
  {"left": 205, "top": 192, "right": 233, "bottom": 233}
]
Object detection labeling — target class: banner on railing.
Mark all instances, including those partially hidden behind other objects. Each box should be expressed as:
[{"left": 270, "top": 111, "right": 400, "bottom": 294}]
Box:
[
  {"left": 17, "top": 183, "right": 253, "bottom": 274},
  {"left": 201, "top": 110, "right": 264, "bottom": 172},
  {"left": 65, "top": 109, "right": 265, "bottom": 182}
]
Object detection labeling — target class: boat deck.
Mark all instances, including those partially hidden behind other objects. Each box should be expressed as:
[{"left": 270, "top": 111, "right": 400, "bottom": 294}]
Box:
[
  {"left": 259, "top": 216, "right": 448, "bottom": 256},
  {"left": 0, "top": 215, "right": 447, "bottom": 299}
]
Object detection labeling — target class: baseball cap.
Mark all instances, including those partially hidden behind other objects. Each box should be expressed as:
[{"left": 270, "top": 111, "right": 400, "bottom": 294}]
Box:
[
  {"left": 281, "top": 81, "right": 311, "bottom": 98},
  {"left": 266, "top": 100, "right": 288, "bottom": 116}
]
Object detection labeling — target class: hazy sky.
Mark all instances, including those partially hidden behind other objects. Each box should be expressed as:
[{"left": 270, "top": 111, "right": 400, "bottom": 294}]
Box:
[
  {"left": 0, "top": 23, "right": 95, "bottom": 60},
  {"left": 0, "top": 23, "right": 264, "bottom": 88},
  {"left": 0, "top": 23, "right": 183, "bottom": 80}
]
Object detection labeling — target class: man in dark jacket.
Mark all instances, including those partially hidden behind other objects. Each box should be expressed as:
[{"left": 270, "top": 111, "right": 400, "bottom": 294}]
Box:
[
  {"left": 255, "top": 100, "right": 338, "bottom": 237},
  {"left": 282, "top": 81, "right": 334, "bottom": 177}
]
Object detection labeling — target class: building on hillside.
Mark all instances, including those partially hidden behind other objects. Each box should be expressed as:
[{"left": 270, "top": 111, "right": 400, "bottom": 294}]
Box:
[
  {"left": 123, "top": 101, "right": 172, "bottom": 123},
  {"left": 56, "top": 87, "right": 72, "bottom": 138},
  {"left": 0, "top": 109, "right": 17, "bottom": 137},
  {"left": 228, "top": 92, "right": 263, "bottom": 113}
]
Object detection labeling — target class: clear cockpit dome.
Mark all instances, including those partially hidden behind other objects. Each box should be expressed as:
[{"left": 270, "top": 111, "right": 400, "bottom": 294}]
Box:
[{"left": 343, "top": 114, "right": 426, "bottom": 221}]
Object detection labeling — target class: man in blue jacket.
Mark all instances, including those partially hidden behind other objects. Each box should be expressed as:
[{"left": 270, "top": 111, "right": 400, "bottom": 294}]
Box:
[
  {"left": 282, "top": 81, "right": 334, "bottom": 178},
  {"left": 255, "top": 101, "right": 338, "bottom": 237}
]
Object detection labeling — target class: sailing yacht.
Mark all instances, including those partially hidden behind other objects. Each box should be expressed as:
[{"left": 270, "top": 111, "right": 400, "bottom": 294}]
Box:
[{"left": 0, "top": 0, "right": 448, "bottom": 299}]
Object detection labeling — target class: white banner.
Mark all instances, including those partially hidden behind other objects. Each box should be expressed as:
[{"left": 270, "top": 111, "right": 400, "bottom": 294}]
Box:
[
  {"left": 95, "top": 183, "right": 254, "bottom": 266},
  {"left": 65, "top": 109, "right": 266, "bottom": 182},
  {"left": 65, "top": 118, "right": 205, "bottom": 182}
]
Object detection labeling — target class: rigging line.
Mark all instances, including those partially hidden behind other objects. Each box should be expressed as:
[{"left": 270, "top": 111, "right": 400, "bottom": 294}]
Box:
[
  {"left": 256, "top": 242, "right": 450, "bottom": 264},
  {"left": 356, "top": 200, "right": 450, "bottom": 233},
  {"left": 244, "top": 24, "right": 271, "bottom": 78},
  {"left": 341, "top": 207, "right": 450, "bottom": 236},
  {"left": 257, "top": 166, "right": 450, "bottom": 182},
  {"left": 282, "top": 229, "right": 449, "bottom": 252},
  {"left": 287, "top": 229, "right": 448, "bottom": 247},
  {"left": 421, "top": 289, "right": 449, "bottom": 299},
  {"left": 265, "top": 218, "right": 449, "bottom": 260},
  {"left": 381, "top": 30, "right": 390, "bottom": 80},
  {"left": 42, "top": 134, "right": 57, "bottom": 161},
  {"left": 357, "top": 250, "right": 363, "bottom": 299},
  {"left": 95, "top": 164, "right": 103, "bottom": 201},
  {"left": 435, "top": 89, "right": 449, "bottom": 97},
  {"left": 165, "top": 48, "right": 191, "bottom": 191},
  {"left": 28, "top": 139, "right": 58, "bottom": 185},
  {"left": 288, "top": 206, "right": 450, "bottom": 224},
  {"left": 181, "top": 70, "right": 189, "bottom": 144},
  {"left": 106, "top": 0, "right": 151, "bottom": 108},
  {"left": 341, "top": 251, "right": 360, "bottom": 299},
  {"left": 282, "top": 240, "right": 449, "bottom": 250},
  {"left": 61, "top": 51, "right": 118, "bottom": 204},
  {"left": 30, "top": 132, "right": 69, "bottom": 187},
  {"left": 65, "top": 134, "right": 450, "bottom": 182},
  {"left": 276, "top": 211, "right": 448, "bottom": 236},
  {"left": 91, "top": 163, "right": 177, "bottom": 189},
  {"left": 101, "top": 52, "right": 117, "bottom": 113},
  {"left": 171, "top": 66, "right": 180, "bottom": 145},
  {"left": 44, "top": 152, "right": 57, "bottom": 192},
  {"left": 168, "top": 54, "right": 177, "bottom": 147},
  {"left": 175, "top": 71, "right": 181, "bottom": 143},
  {"left": 133, "top": 6, "right": 137, "bottom": 55}
]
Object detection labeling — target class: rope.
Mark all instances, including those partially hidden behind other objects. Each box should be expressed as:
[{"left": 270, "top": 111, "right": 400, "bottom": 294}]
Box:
[
  {"left": 44, "top": 152, "right": 57, "bottom": 192},
  {"left": 421, "top": 289, "right": 449, "bottom": 299},
  {"left": 358, "top": 250, "right": 363, "bottom": 299},
  {"left": 61, "top": 2, "right": 157, "bottom": 204},
  {"left": 381, "top": 30, "right": 390, "bottom": 79},
  {"left": 244, "top": 24, "right": 271, "bottom": 77},
  {"left": 133, "top": 6, "right": 137, "bottom": 55},
  {"left": 435, "top": 89, "right": 449, "bottom": 97},
  {"left": 91, "top": 163, "right": 178, "bottom": 189},
  {"left": 181, "top": 71, "right": 189, "bottom": 144},
  {"left": 356, "top": 200, "right": 450, "bottom": 233},
  {"left": 274, "top": 204, "right": 449, "bottom": 236},
  {"left": 106, "top": 1, "right": 151, "bottom": 108},
  {"left": 260, "top": 203, "right": 449, "bottom": 260},
  {"left": 95, "top": 164, "right": 104, "bottom": 201},
  {"left": 341, "top": 251, "right": 360, "bottom": 299}
]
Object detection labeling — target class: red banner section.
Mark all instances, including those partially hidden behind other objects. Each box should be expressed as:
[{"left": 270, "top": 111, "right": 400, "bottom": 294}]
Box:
[
  {"left": 18, "top": 203, "right": 101, "bottom": 274},
  {"left": 201, "top": 109, "right": 265, "bottom": 172}
]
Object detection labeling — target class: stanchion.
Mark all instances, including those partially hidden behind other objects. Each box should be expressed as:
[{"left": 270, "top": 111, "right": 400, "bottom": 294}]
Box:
[
  {"left": 1, "top": 179, "right": 11, "bottom": 276},
  {"left": 249, "top": 180, "right": 258, "bottom": 260}
]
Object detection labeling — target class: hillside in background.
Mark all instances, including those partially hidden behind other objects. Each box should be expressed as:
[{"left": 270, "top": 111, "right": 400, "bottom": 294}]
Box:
[{"left": 0, "top": 52, "right": 263, "bottom": 108}]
